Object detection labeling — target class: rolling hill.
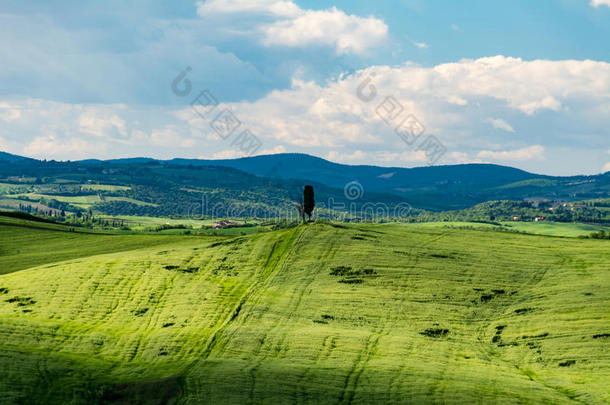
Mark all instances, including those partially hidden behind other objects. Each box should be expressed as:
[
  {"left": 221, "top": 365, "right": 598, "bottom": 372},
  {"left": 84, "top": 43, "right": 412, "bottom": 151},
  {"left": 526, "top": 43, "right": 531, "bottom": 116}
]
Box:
[{"left": 0, "top": 215, "right": 608, "bottom": 403}]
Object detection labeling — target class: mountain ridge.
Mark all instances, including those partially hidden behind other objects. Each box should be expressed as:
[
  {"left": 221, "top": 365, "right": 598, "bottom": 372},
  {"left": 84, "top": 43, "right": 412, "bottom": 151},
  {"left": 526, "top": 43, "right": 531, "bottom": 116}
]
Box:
[{"left": 1, "top": 151, "right": 609, "bottom": 212}]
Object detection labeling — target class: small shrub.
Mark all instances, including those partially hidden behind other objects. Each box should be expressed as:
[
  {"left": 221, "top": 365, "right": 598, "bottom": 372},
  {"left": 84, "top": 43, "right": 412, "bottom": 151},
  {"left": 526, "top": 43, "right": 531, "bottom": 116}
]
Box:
[
  {"left": 339, "top": 278, "right": 363, "bottom": 284},
  {"left": 515, "top": 308, "right": 532, "bottom": 314},
  {"left": 521, "top": 333, "right": 548, "bottom": 339},
  {"left": 558, "top": 360, "right": 576, "bottom": 367},
  {"left": 162, "top": 322, "right": 175, "bottom": 328},
  {"left": 6, "top": 296, "right": 36, "bottom": 306},
  {"left": 181, "top": 267, "right": 199, "bottom": 273},
  {"left": 420, "top": 328, "right": 449, "bottom": 338},
  {"left": 480, "top": 294, "right": 494, "bottom": 303},
  {"left": 132, "top": 308, "right": 148, "bottom": 316},
  {"left": 593, "top": 333, "right": 610, "bottom": 339},
  {"left": 330, "top": 266, "right": 352, "bottom": 276},
  {"left": 0, "top": 288, "right": 8, "bottom": 294},
  {"left": 497, "top": 342, "right": 518, "bottom": 347}
]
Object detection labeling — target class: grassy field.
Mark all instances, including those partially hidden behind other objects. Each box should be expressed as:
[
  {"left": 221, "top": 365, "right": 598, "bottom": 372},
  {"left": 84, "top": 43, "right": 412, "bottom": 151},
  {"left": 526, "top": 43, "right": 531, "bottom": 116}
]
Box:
[
  {"left": 0, "top": 216, "right": 192, "bottom": 275},
  {"left": 0, "top": 218, "right": 608, "bottom": 403},
  {"left": 6, "top": 193, "right": 157, "bottom": 209},
  {"left": 412, "top": 221, "right": 610, "bottom": 237},
  {"left": 500, "top": 221, "right": 610, "bottom": 237}
]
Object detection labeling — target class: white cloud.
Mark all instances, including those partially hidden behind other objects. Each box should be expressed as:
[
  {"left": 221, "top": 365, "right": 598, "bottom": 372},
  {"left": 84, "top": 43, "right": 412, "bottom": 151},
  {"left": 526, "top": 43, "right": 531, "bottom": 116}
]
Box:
[
  {"left": 23, "top": 135, "right": 103, "bottom": 158},
  {"left": 196, "top": 0, "right": 300, "bottom": 17},
  {"left": 260, "top": 145, "right": 287, "bottom": 155},
  {"left": 202, "top": 56, "right": 610, "bottom": 151},
  {"left": 4, "top": 55, "right": 610, "bottom": 174},
  {"left": 212, "top": 149, "right": 244, "bottom": 159},
  {"left": 79, "top": 109, "right": 127, "bottom": 138},
  {"left": 447, "top": 96, "right": 468, "bottom": 106},
  {"left": 450, "top": 24, "right": 459, "bottom": 31},
  {"left": 484, "top": 117, "right": 515, "bottom": 133},
  {"left": 477, "top": 145, "right": 545, "bottom": 162},
  {"left": 602, "top": 162, "right": 610, "bottom": 173},
  {"left": 0, "top": 102, "right": 22, "bottom": 122},
  {"left": 591, "top": 0, "right": 610, "bottom": 7},
  {"left": 449, "top": 151, "right": 480, "bottom": 164},
  {"left": 150, "top": 126, "right": 196, "bottom": 148},
  {"left": 518, "top": 96, "right": 562, "bottom": 115},
  {"left": 197, "top": 0, "right": 388, "bottom": 55},
  {"left": 261, "top": 7, "right": 388, "bottom": 55},
  {"left": 411, "top": 41, "right": 428, "bottom": 49}
]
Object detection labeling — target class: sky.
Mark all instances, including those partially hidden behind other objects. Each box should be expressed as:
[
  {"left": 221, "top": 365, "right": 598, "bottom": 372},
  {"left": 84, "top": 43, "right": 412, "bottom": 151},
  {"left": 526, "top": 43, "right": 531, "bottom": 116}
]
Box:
[{"left": 0, "top": 0, "right": 609, "bottom": 175}]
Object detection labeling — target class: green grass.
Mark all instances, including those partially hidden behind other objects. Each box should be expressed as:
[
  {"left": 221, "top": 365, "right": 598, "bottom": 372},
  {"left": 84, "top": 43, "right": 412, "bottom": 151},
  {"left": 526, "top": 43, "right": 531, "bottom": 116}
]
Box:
[
  {"left": 411, "top": 220, "right": 610, "bottom": 238},
  {"left": 80, "top": 184, "right": 131, "bottom": 191},
  {"left": 500, "top": 221, "right": 610, "bottom": 237},
  {"left": 0, "top": 219, "right": 609, "bottom": 403},
  {"left": 0, "top": 183, "right": 32, "bottom": 194},
  {"left": 0, "top": 216, "right": 195, "bottom": 275}
]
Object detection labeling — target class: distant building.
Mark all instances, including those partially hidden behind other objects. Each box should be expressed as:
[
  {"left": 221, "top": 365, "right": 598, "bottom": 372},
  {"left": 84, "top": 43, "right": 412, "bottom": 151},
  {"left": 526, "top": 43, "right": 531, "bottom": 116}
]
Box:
[
  {"left": 534, "top": 217, "right": 545, "bottom": 222},
  {"left": 512, "top": 216, "right": 522, "bottom": 221}
]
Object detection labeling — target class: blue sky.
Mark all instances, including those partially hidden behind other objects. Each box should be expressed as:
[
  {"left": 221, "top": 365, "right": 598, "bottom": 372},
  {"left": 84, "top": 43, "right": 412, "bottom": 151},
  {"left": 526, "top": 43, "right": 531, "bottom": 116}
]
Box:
[{"left": 0, "top": 0, "right": 609, "bottom": 175}]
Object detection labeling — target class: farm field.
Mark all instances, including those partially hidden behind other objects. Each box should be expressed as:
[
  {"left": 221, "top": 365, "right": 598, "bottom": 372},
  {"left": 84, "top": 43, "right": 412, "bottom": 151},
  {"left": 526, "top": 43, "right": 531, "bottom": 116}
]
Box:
[
  {"left": 6, "top": 193, "right": 157, "bottom": 209},
  {"left": 0, "top": 218, "right": 609, "bottom": 403}
]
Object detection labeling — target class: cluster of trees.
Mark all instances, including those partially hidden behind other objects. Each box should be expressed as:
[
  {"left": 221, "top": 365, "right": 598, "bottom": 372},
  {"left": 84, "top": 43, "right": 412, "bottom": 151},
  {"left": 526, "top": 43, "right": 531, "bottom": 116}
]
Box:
[
  {"left": 418, "top": 200, "right": 610, "bottom": 225},
  {"left": 17, "top": 203, "right": 65, "bottom": 218},
  {"left": 588, "top": 230, "right": 610, "bottom": 240}
]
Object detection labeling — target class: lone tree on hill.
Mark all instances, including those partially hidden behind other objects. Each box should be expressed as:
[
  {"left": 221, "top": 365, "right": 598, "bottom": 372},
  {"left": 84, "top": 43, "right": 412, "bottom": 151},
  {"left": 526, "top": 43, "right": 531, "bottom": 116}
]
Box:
[{"left": 303, "top": 185, "right": 315, "bottom": 222}]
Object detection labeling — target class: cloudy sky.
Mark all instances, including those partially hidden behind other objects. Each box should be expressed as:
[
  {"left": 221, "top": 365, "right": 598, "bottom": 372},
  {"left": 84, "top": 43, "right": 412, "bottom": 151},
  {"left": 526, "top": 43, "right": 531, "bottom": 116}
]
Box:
[{"left": 1, "top": 0, "right": 609, "bottom": 175}]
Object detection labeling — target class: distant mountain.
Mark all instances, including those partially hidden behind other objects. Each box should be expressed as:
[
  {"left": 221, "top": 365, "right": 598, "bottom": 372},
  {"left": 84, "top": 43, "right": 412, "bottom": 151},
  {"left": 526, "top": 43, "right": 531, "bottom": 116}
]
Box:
[
  {"left": 169, "top": 152, "right": 534, "bottom": 189},
  {"left": 1, "top": 151, "right": 609, "bottom": 212},
  {"left": 0, "top": 151, "right": 35, "bottom": 163},
  {"left": 164, "top": 153, "right": 610, "bottom": 210}
]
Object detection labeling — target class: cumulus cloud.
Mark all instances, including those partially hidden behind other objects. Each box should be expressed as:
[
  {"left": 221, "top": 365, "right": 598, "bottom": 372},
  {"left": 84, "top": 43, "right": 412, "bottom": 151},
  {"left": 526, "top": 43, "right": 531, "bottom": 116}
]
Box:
[
  {"left": 484, "top": 118, "right": 515, "bottom": 133},
  {"left": 197, "top": 0, "right": 388, "bottom": 55},
  {"left": 4, "top": 55, "right": 610, "bottom": 173},
  {"left": 200, "top": 56, "right": 610, "bottom": 150},
  {"left": 591, "top": 0, "right": 610, "bottom": 7},
  {"left": 477, "top": 145, "right": 545, "bottom": 162},
  {"left": 603, "top": 162, "right": 610, "bottom": 173}
]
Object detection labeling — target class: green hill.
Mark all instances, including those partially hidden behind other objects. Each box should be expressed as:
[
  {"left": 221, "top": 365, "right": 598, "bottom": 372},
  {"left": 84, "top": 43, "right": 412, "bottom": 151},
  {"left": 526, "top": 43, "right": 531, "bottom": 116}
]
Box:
[
  {"left": 0, "top": 219, "right": 609, "bottom": 403},
  {"left": 1, "top": 152, "right": 610, "bottom": 214}
]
